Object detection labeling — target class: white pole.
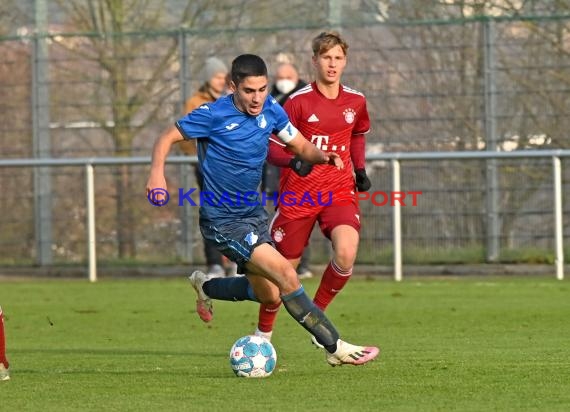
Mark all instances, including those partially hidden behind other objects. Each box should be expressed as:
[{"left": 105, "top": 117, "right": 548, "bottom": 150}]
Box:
[
  {"left": 553, "top": 157, "right": 564, "bottom": 280},
  {"left": 392, "top": 159, "right": 402, "bottom": 282},
  {"left": 86, "top": 164, "right": 97, "bottom": 283}
]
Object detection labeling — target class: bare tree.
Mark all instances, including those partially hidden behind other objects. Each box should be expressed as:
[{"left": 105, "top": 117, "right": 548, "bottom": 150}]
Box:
[
  {"left": 50, "top": 0, "right": 212, "bottom": 258},
  {"left": 46, "top": 0, "right": 333, "bottom": 260}
]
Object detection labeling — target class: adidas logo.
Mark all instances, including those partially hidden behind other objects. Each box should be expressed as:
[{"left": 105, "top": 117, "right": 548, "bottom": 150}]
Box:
[
  {"left": 348, "top": 350, "right": 373, "bottom": 361},
  {"left": 308, "top": 114, "right": 319, "bottom": 122}
]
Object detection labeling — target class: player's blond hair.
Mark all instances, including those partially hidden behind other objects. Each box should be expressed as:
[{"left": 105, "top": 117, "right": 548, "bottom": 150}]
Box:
[{"left": 311, "top": 31, "right": 349, "bottom": 56}]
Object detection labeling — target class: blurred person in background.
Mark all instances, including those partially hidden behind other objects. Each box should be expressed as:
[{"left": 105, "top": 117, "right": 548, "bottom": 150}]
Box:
[
  {"left": 159, "top": 57, "right": 236, "bottom": 277},
  {"left": 263, "top": 62, "right": 313, "bottom": 279}
]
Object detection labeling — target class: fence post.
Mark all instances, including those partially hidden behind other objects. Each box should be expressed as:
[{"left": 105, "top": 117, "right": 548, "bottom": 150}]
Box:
[
  {"left": 327, "top": 0, "right": 342, "bottom": 30},
  {"left": 483, "top": 17, "right": 500, "bottom": 262},
  {"left": 178, "top": 29, "right": 194, "bottom": 263},
  {"left": 32, "top": 0, "right": 53, "bottom": 265},
  {"left": 86, "top": 164, "right": 97, "bottom": 282},
  {"left": 553, "top": 157, "right": 564, "bottom": 280},
  {"left": 392, "top": 159, "right": 403, "bottom": 281}
]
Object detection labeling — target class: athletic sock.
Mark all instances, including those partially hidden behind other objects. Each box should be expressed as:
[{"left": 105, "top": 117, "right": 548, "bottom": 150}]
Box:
[
  {"left": 313, "top": 260, "right": 352, "bottom": 310},
  {"left": 203, "top": 276, "right": 257, "bottom": 302},
  {"left": 254, "top": 327, "right": 273, "bottom": 341},
  {"left": 0, "top": 306, "right": 8, "bottom": 368},
  {"left": 281, "top": 286, "right": 339, "bottom": 353},
  {"left": 257, "top": 301, "right": 282, "bottom": 333}
]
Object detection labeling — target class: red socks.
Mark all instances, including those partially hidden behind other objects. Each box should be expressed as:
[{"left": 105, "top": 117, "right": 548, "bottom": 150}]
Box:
[
  {"left": 0, "top": 307, "right": 8, "bottom": 368},
  {"left": 313, "top": 260, "right": 352, "bottom": 311},
  {"left": 257, "top": 301, "right": 282, "bottom": 333},
  {"left": 256, "top": 260, "right": 352, "bottom": 334}
]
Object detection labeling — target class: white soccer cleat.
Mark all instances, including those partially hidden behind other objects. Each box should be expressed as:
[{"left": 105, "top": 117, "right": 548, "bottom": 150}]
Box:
[
  {"left": 188, "top": 270, "right": 216, "bottom": 323},
  {"left": 325, "top": 339, "right": 380, "bottom": 366},
  {"left": 0, "top": 363, "right": 9, "bottom": 381},
  {"left": 297, "top": 268, "right": 313, "bottom": 280},
  {"left": 254, "top": 328, "right": 273, "bottom": 342}
]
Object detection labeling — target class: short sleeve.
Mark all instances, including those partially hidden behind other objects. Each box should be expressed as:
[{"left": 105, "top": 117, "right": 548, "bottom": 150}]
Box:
[
  {"left": 275, "top": 121, "right": 298, "bottom": 144},
  {"left": 271, "top": 100, "right": 291, "bottom": 134},
  {"left": 271, "top": 99, "right": 298, "bottom": 144},
  {"left": 175, "top": 104, "right": 213, "bottom": 140}
]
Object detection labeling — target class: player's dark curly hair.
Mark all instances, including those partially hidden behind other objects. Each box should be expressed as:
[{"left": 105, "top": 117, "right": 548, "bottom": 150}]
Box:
[{"left": 231, "top": 54, "right": 268, "bottom": 86}]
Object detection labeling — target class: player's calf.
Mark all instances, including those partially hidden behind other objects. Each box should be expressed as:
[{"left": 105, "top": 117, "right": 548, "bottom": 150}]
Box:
[
  {"left": 314, "top": 259, "right": 353, "bottom": 311},
  {"left": 0, "top": 363, "right": 9, "bottom": 381}
]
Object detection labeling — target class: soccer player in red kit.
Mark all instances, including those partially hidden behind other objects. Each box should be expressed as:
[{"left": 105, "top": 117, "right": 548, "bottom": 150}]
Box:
[
  {"left": 0, "top": 305, "right": 9, "bottom": 380},
  {"left": 255, "top": 31, "right": 373, "bottom": 342}
]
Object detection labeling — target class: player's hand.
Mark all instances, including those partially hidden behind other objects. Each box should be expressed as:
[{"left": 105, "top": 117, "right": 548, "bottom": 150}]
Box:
[
  {"left": 325, "top": 152, "right": 344, "bottom": 170},
  {"left": 289, "top": 156, "right": 313, "bottom": 177},
  {"left": 355, "top": 168, "right": 371, "bottom": 192},
  {"left": 146, "top": 175, "right": 168, "bottom": 205}
]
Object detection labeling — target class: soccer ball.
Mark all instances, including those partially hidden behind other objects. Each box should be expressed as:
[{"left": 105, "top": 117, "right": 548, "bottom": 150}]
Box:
[{"left": 229, "top": 335, "right": 277, "bottom": 378}]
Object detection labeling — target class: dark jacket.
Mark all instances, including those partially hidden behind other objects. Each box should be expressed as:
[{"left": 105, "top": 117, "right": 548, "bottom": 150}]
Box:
[{"left": 269, "top": 80, "right": 308, "bottom": 106}]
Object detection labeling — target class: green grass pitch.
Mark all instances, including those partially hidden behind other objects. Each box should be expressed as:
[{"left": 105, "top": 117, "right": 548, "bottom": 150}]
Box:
[{"left": 0, "top": 276, "right": 569, "bottom": 411}]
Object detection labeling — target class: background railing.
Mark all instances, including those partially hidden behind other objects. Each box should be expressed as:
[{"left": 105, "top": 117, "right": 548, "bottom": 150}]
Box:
[
  {"left": 2, "top": 12, "right": 570, "bottom": 272},
  {"left": 1, "top": 150, "right": 566, "bottom": 281}
]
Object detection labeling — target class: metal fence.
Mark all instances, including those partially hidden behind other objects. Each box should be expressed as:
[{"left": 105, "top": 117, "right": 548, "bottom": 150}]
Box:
[
  {"left": 0, "top": 150, "right": 566, "bottom": 281},
  {"left": 1, "top": 16, "right": 570, "bottom": 269}
]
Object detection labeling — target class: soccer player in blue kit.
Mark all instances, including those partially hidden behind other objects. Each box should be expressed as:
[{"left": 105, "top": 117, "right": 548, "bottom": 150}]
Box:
[{"left": 146, "top": 54, "right": 379, "bottom": 366}]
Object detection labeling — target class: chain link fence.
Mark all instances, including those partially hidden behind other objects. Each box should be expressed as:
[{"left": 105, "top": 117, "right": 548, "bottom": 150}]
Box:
[{"left": 1, "top": 15, "right": 569, "bottom": 267}]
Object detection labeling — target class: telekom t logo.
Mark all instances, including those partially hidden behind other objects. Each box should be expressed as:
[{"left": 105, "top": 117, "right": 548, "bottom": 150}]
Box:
[
  {"left": 311, "top": 135, "right": 346, "bottom": 151},
  {"left": 311, "top": 135, "right": 330, "bottom": 150}
]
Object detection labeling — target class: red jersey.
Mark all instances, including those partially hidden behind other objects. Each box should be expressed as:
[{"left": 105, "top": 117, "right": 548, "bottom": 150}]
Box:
[{"left": 271, "top": 82, "right": 370, "bottom": 219}]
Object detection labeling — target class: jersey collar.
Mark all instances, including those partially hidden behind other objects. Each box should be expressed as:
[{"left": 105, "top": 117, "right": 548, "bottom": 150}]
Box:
[{"left": 312, "top": 81, "right": 343, "bottom": 101}]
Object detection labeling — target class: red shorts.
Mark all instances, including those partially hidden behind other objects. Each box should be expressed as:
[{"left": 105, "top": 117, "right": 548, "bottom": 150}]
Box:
[{"left": 269, "top": 201, "right": 361, "bottom": 259}]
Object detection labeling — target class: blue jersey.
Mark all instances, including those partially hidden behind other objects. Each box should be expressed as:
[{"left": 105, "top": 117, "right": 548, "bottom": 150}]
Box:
[{"left": 176, "top": 94, "right": 297, "bottom": 223}]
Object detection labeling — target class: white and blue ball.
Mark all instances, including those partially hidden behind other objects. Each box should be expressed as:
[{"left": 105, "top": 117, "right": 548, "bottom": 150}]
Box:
[{"left": 229, "top": 335, "right": 277, "bottom": 378}]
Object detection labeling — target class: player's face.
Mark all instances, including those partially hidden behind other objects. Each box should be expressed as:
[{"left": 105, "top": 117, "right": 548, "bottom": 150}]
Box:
[
  {"left": 231, "top": 76, "right": 268, "bottom": 116},
  {"left": 312, "top": 45, "right": 347, "bottom": 85}
]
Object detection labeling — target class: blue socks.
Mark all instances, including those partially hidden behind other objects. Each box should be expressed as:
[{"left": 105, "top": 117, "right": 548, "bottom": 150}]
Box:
[
  {"left": 203, "top": 276, "right": 257, "bottom": 302},
  {"left": 203, "top": 280, "right": 339, "bottom": 353},
  {"left": 281, "top": 286, "right": 339, "bottom": 353}
]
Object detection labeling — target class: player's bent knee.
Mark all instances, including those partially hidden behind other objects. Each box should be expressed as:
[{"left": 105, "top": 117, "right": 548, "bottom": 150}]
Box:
[
  {"left": 253, "top": 281, "right": 281, "bottom": 305},
  {"left": 255, "top": 287, "right": 280, "bottom": 304},
  {"left": 334, "top": 246, "right": 357, "bottom": 270},
  {"left": 280, "top": 267, "right": 301, "bottom": 294},
  {"left": 258, "top": 294, "right": 281, "bottom": 305}
]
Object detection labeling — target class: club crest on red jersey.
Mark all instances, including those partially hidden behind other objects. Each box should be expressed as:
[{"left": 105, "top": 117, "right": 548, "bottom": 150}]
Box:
[
  {"left": 343, "top": 108, "right": 356, "bottom": 124},
  {"left": 272, "top": 227, "right": 285, "bottom": 243}
]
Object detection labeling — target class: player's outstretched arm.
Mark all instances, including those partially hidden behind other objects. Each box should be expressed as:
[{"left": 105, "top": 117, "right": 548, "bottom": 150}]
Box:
[
  {"left": 146, "top": 127, "right": 184, "bottom": 197},
  {"left": 286, "top": 133, "right": 344, "bottom": 170},
  {"left": 268, "top": 137, "right": 314, "bottom": 176}
]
